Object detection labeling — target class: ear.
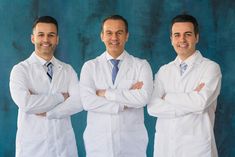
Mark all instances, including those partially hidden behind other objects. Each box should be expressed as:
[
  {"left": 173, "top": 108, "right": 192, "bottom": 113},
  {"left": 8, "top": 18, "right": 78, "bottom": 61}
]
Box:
[
  {"left": 170, "top": 36, "right": 173, "bottom": 45},
  {"left": 56, "top": 36, "right": 59, "bottom": 45},
  {"left": 126, "top": 32, "right": 129, "bottom": 42},
  {"left": 196, "top": 34, "right": 199, "bottom": 43},
  {"left": 31, "top": 34, "right": 35, "bottom": 44},
  {"left": 100, "top": 32, "right": 104, "bottom": 42}
]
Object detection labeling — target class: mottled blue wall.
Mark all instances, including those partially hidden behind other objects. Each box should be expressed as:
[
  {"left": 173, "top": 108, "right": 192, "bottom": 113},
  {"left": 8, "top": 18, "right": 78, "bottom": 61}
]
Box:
[{"left": 0, "top": 0, "right": 234, "bottom": 157}]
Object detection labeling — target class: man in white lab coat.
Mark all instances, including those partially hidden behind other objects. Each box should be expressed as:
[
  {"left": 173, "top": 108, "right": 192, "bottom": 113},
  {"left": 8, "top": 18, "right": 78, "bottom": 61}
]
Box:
[
  {"left": 80, "top": 15, "right": 153, "bottom": 157},
  {"left": 148, "top": 14, "right": 222, "bottom": 157},
  {"left": 9, "top": 16, "right": 82, "bottom": 157}
]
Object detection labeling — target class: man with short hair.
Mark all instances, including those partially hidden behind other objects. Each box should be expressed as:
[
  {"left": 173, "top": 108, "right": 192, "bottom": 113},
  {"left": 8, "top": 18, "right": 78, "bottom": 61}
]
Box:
[
  {"left": 148, "top": 14, "right": 222, "bottom": 157},
  {"left": 80, "top": 15, "right": 153, "bottom": 157},
  {"left": 10, "top": 16, "right": 82, "bottom": 157}
]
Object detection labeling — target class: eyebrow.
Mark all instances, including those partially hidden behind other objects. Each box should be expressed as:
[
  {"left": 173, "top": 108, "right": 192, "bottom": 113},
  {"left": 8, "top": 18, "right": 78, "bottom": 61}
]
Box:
[
  {"left": 105, "top": 30, "right": 125, "bottom": 33},
  {"left": 173, "top": 31, "right": 193, "bottom": 35},
  {"left": 185, "top": 31, "right": 193, "bottom": 34},
  {"left": 37, "top": 32, "right": 57, "bottom": 35}
]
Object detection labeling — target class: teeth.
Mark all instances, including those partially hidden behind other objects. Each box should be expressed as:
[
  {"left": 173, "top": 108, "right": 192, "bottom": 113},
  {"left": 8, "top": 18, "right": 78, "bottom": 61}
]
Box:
[
  {"left": 41, "top": 44, "right": 50, "bottom": 47},
  {"left": 110, "top": 42, "right": 119, "bottom": 45},
  {"left": 179, "top": 43, "right": 188, "bottom": 48}
]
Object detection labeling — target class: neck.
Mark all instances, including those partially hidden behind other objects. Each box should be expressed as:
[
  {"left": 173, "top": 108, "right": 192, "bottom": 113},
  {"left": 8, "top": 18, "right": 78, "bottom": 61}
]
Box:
[
  {"left": 35, "top": 51, "right": 53, "bottom": 61},
  {"left": 179, "top": 51, "right": 196, "bottom": 61},
  {"left": 108, "top": 50, "right": 123, "bottom": 59}
]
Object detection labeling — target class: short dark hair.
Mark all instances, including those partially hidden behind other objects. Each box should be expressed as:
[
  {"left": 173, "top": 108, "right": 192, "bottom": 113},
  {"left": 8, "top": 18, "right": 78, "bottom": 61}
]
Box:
[
  {"left": 101, "top": 15, "right": 128, "bottom": 33},
  {"left": 170, "top": 14, "right": 199, "bottom": 36},
  {"left": 32, "top": 16, "right": 58, "bottom": 34}
]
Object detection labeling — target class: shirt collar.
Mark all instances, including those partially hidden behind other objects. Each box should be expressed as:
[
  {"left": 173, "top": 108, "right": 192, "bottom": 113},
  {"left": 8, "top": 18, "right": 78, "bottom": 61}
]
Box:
[
  {"left": 105, "top": 50, "right": 126, "bottom": 61},
  {"left": 33, "top": 51, "right": 55, "bottom": 66},
  {"left": 175, "top": 50, "right": 198, "bottom": 67}
]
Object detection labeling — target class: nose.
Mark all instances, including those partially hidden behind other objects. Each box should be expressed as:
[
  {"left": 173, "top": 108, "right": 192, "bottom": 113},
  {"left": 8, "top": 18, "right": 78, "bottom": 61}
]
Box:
[
  {"left": 42, "top": 35, "right": 49, "bottom": 42},
  {"left": 111, "top": 33, "right": 118, "bottom": 40},
  {"left": 179, "top": 35, "right": 186, "bottom": 42}
]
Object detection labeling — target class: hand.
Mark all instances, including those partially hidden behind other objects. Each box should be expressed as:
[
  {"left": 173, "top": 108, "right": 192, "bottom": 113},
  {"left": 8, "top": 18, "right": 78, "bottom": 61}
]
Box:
[
  {"left": 130, "top": 81, "right": 143, "bottom": 90},
  {"left": 96, "top": 89, "right": 106, "bottom": 97},
  {"left": 36, "top": 112, "right": 46, "bottom": 117},
  {"left": 62, "top": 92, "right": 70, "bottom": 101},
  {"left": 194, "top": 83, "right": 205, "bottom": 93}
]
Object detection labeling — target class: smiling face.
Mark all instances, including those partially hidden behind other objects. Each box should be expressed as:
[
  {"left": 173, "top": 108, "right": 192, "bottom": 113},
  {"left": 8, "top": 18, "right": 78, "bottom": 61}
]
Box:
[
  {"left": 31, "top": 22, "right": 59, "bottom": 61},
  {"left": 171, "top": 22, "right": 199, "bottom": 61},
  {"left": 101, "top": 19, "right": 129, "bottom": 58}
]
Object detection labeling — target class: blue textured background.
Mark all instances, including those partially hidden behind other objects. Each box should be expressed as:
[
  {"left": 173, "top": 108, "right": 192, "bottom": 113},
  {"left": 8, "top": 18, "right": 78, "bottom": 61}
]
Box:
[{"left": 0, "top": 1, "right": 234, "bottom": 157}]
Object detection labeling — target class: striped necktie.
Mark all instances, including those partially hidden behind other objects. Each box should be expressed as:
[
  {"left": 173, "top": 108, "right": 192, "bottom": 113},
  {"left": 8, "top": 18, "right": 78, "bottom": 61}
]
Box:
[
  {"left": 46, "top": 62, "right": 53, "bottom": 81},
  {"left": 180, "top": 62, "right": 188, "bottom": 76},
  {"left": 110, "top": 59, "right": 120, "bottom": 84}
]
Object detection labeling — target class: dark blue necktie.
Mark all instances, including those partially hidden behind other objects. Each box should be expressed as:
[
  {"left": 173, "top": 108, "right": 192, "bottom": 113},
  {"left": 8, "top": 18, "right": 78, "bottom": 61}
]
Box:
[
  {"left": 110, "top": 59, "right": 120, "bottom": 84},
  {"left": 46, "top": 62, "right": 53, "bottom": 81}
]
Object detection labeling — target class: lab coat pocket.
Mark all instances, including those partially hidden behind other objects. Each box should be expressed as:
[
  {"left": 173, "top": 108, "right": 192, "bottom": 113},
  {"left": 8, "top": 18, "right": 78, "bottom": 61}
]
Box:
[
  {"left": 17, "top": 131, "right": 47, "bottom": 157},
  {"left": 176, "top": 135, "right": 211, "bottom": 157},
  {"left": 83, "top": 127, "right": 109, "bottom": 156},
  {"left": 120, "top": 128, "right": 148, "bottom": 157},
  {"left": 57, "top": 129, "right": 78, "bottom": 156}
]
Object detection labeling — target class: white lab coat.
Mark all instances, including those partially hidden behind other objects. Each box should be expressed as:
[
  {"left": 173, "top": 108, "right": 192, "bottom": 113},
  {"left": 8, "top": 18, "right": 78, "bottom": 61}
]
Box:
[
  {"left": 148, "top": 51, "right": 222, "bottom": 157},
  {"left": 9, "top": 52, "right": 83, "bottom": 157},
  {"left": 80, "top": 51, "right": 153, "bottom": 157}
]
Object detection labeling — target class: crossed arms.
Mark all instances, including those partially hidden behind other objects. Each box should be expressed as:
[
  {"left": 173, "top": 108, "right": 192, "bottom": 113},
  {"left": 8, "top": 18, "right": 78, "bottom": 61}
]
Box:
[{"left": 80, "top": 60, "right": 153, "bottom": 114}]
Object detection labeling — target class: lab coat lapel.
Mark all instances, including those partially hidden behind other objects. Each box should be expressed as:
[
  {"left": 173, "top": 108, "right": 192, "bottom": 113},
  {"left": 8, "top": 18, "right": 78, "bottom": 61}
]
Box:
[
  {"left": 179, "top": 51, "right": 204, "bottom": 80},
  {"left": 28, "top": 52, "right": 49, "bottom": 82},
  {"left": 28, "top": 52, "right": 54, "bottom": 88},
  {"left": 51, "top": 58, "right": 63, "bottom": 84},
  {"left": 99, "top": 54, "right": 114, "bottom": 87},
  {"left": 114, "top": 53, "right": 131, "bottom": 86}
]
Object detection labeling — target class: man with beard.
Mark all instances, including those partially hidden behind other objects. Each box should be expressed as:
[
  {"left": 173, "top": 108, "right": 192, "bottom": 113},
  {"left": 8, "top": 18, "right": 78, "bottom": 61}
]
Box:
[{"left": 10, "top": 16, "right": 82, "bottom": 157}]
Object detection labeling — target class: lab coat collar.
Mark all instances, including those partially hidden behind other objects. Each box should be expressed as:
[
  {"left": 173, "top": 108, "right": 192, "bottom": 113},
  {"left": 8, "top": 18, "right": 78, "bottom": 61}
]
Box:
[
  {"left": 174, "top": 50, "right": 203, "bottom": 67},
  {"left": 172, "top": 50, "right": 204, "bottom": 78},
  {"left": 28, "top": 52, "right": 64, "bottom": 84},
  {"left": 114, "top": 51, "right": 132, "bottom": 86},
  {"left": 105, "top": 50, "right": 126, "bottom": 61},
  {"left": 28, "top": 52, "right": 63, "bottom": 68},
  {"left": 99, "top": 50, "right": 132, "bottom": 87}
]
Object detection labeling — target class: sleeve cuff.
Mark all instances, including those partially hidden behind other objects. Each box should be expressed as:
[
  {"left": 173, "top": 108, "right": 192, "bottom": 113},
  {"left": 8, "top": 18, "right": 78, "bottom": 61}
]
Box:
[{"left": 105, "top": 89, "right": 116, "bottom": 101}]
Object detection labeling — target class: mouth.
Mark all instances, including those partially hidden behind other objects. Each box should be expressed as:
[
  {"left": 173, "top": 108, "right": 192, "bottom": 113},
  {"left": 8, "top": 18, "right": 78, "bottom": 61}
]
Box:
[
  {"left": 41, "top": 43, "right": 51, "bottom": 48},
  {"left": 40, "top": 43, "right": 51, "bottom": 47},
  {"left": 178, "top": 43, "right": 188, "bottom": 48},
  {"left": 109, "top": 40, "right": 120, "bottom": 45}
]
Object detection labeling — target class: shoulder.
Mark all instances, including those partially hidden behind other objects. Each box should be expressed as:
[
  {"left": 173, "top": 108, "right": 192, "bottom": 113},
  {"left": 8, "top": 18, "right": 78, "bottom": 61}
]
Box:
[
  {"left": 11, "top": 57, "right": 31, "bottom": 73},
  {"left": 195, "top": 51, "right": 220, "bottom": 70},
  {"left": 10, "top": 57, "right": 32, "bottom": 79},
  {"left": 126, "top": 52, "right": 150, "bottom": 67},
  {"left": 54, "top": 58, "right": 77, "bottom": 74},
  {"left": 202, "top": 57, "right": 220, "bottom": 67},
  {"left": 82, "top": 53, "right": 104, "bottom": 68},
  {"left": 159, "top": 60, "right": 175, "bottom": 72},
  {"left": 200, "top": 57, "right": 221, "bottom": 75}
]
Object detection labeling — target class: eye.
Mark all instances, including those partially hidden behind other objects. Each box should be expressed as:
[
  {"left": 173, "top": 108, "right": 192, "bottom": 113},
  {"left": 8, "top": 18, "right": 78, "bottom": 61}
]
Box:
[
  {"left": 105, "top": 31, "right": 112, "bottom": 35},
  {"left": 186, "top": 33, "right": 192, "bottom": 36},
  {"left": 38, "top": 34, "right": 44, "bottom": 37},
  {"left": 117, "top": 32, "right": 123, "bottom": 35},
  {"left": 48, "top": 34, "right": 56, "bottom": 38},
  {"left": 174, "top": 34, "right": 180, "bottom": 38}
]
